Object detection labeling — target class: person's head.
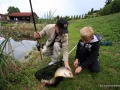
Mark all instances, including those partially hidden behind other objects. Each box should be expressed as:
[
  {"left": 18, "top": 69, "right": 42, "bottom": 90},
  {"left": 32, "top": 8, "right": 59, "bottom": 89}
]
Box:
[
  {"left": 80, "top": 26, "right": 94, "bottom": 43},
  {"left": 55, "top": 18, "right": 68, "bottom": 35}
]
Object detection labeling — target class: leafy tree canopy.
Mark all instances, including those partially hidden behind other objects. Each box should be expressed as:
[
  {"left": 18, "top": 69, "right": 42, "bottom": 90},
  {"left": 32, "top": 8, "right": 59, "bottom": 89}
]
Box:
[
  {"left": 7, "top": 6, "right": 20, "bottom": 14},
  {"left": 97, "top": 0, "right": 120, "bottom": 16}
]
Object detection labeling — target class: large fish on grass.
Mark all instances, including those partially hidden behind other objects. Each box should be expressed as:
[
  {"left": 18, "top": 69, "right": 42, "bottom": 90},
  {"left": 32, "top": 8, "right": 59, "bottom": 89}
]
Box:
[{"left": 41, "top": 67, "right": 74, "bottom": 87}]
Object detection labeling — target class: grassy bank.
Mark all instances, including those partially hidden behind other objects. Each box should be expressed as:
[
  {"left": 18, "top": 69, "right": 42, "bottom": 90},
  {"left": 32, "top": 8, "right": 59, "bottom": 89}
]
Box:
[{"left": 1, "top": 13, "right": 120, "bottom": 90}]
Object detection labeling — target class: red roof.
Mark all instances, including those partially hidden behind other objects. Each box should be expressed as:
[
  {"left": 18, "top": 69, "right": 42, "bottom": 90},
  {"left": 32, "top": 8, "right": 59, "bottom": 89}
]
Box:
[{"left": 8, "top": 12, "right": 38, "bottom": 17}]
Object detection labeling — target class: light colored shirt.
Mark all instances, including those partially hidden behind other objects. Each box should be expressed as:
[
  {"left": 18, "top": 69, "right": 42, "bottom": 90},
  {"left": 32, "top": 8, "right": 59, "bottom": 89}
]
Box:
[{"left": 39, "top": 24, "right": 69, "bottom": 61}]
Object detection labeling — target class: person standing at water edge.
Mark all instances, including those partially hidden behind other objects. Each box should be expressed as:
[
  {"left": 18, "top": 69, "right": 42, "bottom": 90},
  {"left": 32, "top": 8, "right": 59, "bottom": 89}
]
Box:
[
  {"left": 34, "top": 18, "right": 71, "bottom": 70},
  {"left": 74, "top": 26, "right": 102, "bottom": 74}
]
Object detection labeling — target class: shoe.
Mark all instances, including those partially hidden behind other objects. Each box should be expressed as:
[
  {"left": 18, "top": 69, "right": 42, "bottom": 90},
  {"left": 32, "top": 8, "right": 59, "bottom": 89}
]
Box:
[
  {"left": 98, "top": 59, "right": 99, "bottom": 61},
  {"left": 48, "top": 60, "right": 61, "bottom": 65},
  {"left": 48, "top": 60, "right": 57, "bottom": 65}
]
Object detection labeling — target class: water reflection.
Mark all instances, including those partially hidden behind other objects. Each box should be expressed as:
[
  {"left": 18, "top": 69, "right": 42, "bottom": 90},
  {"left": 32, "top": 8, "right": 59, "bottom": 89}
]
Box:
[{"left": 0, "top": 37, "right": 37, "bottom": 60}]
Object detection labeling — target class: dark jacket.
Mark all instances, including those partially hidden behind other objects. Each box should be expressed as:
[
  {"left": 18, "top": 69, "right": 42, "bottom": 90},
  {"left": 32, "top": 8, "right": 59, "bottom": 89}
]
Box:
[{"left": 75, "top": 34, "right": 102, "bottom": 68}]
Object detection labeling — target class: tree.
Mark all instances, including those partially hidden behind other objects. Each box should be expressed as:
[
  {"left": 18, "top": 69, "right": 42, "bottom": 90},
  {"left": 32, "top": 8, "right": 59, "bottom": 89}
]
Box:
[
  {"left": 79, "top": 15, "right": 81, "bottom": 19},
  {"left": 64, "top": 16, "right": 71, "bottom": 21},
  {"left": 7, "top": 6, "right": 20, "bottom": 14},
  {"left": 55, "top": 15, "right": 60, "bottom": 20},
  {"left": 97, "top": 0, "right": 120, "bottom": 16},
  {"left": 102, "top": 4, "right": 112, "bottom": 15},
  {"left": 111, "top": 0, "right": 120, "bottom": 14},
  {"left": 70, "top": 16, "right": 73, "bottom": 19},
  {"left": 88, "top": 11, "right": 91, "bottom": 15},
  {"left": 76, "top": 15, "right": 78, "bottom": 19},
  {"left": 91, "top": 8, "right": 94, "bottom": 15},
  {"left": 74, "top": 15, "right": 76, "bottom": 19}
]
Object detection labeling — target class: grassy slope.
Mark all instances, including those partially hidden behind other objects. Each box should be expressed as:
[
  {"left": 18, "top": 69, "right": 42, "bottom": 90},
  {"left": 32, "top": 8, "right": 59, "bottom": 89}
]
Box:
[
  {"left": 66, "top": 13, "right": 120, "bottom": 90},
  {"left": 9, "top": 13, "right": 120, "bottom": 90}
]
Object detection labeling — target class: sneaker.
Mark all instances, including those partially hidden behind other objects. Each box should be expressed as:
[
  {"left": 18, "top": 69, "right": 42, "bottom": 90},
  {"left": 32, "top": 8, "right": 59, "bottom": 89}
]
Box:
[
  {"left": 48, "top": 60, "right": 57, "bottom": 65},
  {"left": 98, "top": 59, "right": 99, "bottom": 61}
]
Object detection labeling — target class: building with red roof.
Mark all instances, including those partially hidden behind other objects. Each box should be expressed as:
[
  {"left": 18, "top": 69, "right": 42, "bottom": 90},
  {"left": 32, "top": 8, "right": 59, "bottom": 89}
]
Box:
[{"left": 8, "top": 12, "right": 39, "bottom": 23}]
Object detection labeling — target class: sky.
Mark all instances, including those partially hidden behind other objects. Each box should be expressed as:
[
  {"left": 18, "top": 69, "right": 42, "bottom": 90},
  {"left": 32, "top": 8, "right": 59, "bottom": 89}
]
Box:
[{"left": 0, "top": 0, "right": 106, "bottom": 18}]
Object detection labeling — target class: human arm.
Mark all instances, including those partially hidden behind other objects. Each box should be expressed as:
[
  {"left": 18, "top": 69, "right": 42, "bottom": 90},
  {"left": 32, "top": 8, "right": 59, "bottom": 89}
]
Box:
[
  {"left": 61, "top": 34, "right": 71, "bottom": 70},
  {"left": 74, "top": 41, "right": 82, "bottom": 73}
]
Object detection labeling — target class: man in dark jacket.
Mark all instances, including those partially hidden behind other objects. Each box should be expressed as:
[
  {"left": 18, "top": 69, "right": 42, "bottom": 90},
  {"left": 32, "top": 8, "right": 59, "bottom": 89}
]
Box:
[{"left": 74, "top": 26, "right": 102, "bottom": 74}]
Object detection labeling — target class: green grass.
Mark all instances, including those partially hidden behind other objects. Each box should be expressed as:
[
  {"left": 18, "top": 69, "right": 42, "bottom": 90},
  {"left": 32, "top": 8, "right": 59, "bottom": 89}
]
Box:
[{"left": 1, "top": 13, "right": 120, "bottom": 90}]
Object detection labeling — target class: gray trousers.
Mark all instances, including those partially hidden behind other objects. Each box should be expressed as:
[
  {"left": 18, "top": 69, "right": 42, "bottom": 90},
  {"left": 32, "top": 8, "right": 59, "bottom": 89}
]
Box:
[{"left": 42, "top": 42, "right": 61, "bottom": 62}]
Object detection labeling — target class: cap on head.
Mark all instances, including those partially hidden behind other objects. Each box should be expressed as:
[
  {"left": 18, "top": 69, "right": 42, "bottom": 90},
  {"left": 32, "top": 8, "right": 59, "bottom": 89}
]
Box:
[{"left": 56, "top": 18, "right": 68, "bottom": 33}]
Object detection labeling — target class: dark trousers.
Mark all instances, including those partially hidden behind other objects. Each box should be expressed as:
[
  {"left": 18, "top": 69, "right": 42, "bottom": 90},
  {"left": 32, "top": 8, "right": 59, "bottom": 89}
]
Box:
[{"left": 78, "top": 47, "right": 100, "bottom": 72}]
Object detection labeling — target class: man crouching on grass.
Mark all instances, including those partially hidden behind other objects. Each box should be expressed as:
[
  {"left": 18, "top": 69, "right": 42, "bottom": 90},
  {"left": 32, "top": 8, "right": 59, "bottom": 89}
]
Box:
[{"left": 74, "top": 26, "right": 102, "bottom": 74}]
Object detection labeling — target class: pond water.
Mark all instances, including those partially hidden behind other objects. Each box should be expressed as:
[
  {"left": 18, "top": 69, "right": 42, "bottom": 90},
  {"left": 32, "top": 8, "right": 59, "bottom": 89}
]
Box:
[{"left": 0, "top": 37, "right": 37, "bottom": 60}]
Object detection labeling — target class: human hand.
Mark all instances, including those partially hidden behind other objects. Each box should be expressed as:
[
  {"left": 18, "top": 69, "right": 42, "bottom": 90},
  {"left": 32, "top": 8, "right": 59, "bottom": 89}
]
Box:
[
  {"left": 65, "top": 65, "right": 71, "bottom": 71},
  {"left": 74, "top": 59, "right": 78, "bottom": 67},
  {"left": 34, "top": 32, "right": 40, "bottom": 39},
  {"left": 75, "top": 66, "right": 82, "bottom": 74},
  {"left": 64, "top": 60, "right": 71, "bottom": 71}
]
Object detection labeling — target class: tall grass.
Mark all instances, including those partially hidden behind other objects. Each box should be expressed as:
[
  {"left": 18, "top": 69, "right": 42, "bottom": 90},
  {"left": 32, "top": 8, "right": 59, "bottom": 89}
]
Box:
[{"left": 0, "top": 34, "right": 21, "bottom": 89}]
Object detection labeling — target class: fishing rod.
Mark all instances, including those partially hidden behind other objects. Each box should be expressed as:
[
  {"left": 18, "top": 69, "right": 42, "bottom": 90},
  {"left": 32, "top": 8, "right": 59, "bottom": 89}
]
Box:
[{"left": 29, "top": 0, "right": 43, "bottom": 60}]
